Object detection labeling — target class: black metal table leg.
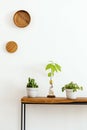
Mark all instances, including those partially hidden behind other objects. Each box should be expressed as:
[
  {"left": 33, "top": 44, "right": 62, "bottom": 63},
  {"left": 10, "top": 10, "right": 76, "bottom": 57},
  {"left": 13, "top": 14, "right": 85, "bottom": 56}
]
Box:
[
  {"left": 21, "top": 103, "right": 26, "bottom": 130},
  {"left": 24, "top": 104, "right": 26, "bottom": 130},
  {"left": 21, "top": 103, "right": 23, "bottom": 130}
]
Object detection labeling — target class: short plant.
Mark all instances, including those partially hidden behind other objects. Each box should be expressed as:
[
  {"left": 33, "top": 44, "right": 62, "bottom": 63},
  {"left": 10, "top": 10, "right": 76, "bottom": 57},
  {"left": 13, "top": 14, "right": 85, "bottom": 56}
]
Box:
[
  {"left": 27, "top": 77, "right": 38, "bottom": 88},
  {"left": 62, "top": 81, "right": 83, "bottom": 92}
]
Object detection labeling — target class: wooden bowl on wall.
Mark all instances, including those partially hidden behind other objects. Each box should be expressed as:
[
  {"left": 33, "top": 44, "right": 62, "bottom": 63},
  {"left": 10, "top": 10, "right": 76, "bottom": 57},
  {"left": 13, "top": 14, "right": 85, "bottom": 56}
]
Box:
[
  {"left": 13, "top": 10, "right": 31, "bottom": 28},
  {"left": 6, "top": 41, "right": 18, "bottom": 53}
]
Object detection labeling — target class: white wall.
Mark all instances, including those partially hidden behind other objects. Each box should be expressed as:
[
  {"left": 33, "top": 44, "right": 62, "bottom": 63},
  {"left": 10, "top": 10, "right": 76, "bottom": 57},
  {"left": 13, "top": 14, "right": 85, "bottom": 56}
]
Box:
[{"left": 0, "top": 0, "right": 87, "bottom": 130}]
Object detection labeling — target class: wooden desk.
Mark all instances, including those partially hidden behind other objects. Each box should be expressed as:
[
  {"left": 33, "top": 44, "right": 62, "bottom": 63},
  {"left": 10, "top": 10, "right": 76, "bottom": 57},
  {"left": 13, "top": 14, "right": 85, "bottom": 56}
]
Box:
[{"left": 21, "top": 97, "right": 87, "bottom": 130}]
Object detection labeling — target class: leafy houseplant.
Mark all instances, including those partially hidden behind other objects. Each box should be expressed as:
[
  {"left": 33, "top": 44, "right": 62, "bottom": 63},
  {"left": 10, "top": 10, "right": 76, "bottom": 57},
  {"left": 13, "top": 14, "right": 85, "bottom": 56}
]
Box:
[
  {"left": 26, "top": 77, "right": 39, "bottom": 97},
  {"left": 45, "top": 61, "right": 61, "bottom": 97},
  {"left": 27, "top": 77, "right": 38, "bottom": 88},
  {"left": 62, "top": 81, "right": 83, "bottom": 99}
]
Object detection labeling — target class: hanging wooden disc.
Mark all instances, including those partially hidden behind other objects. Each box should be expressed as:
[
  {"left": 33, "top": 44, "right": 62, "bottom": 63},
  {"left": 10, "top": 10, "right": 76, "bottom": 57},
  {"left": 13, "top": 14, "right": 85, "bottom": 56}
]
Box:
[
  {"left": 13, "top": 10, "right": 31, "bottom": 28},
  {"left": 6, "top": 41, "right": 18, "bottom": 53}
]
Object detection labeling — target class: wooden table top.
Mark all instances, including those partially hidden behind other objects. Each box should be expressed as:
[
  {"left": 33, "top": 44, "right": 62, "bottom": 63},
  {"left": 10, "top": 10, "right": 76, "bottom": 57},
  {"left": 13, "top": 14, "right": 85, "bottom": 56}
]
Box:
[{"left": 21, "top": 96, "right": 87, "bottom": 104}]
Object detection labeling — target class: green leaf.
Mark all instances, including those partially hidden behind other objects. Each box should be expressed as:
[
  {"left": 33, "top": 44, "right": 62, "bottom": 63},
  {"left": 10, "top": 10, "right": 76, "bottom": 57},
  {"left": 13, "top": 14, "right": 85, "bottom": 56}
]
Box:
[
  {"left": 55, "top": 63, "right": 61, "bottom": 72},
  {"left": 48, "top": 72, "right": 54, "bottom": 77},
  {"left": 45, "top": 64, "right": 56, "bottom": 72},
  {"left": 45, "top": 64, "right": 51, "bottom": 70},
  {"left": 48, "top": 72, "right": 51, "bottom": 77},
  {"left": 45, "top": 61, "right": 61, "bottom": 78}
]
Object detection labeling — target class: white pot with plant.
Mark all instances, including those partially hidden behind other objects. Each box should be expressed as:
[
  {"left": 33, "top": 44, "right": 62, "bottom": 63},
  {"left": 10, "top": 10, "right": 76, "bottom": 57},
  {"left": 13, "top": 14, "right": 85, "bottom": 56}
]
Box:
[
  {"left": 26, "top": 77, "right": 39, "bottom": 97},
  {"left": 62, "top": 81, "right": 83, "bottom": 99},
  {"left": 45, "top": 61, "right": 61, "bottom": 97}
]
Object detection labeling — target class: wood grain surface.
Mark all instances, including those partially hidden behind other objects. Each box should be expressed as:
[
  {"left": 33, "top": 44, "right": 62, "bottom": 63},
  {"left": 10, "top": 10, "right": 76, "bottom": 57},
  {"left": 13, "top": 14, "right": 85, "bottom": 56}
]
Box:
[
  {"left": 21, "top": 96, "right": 87, "bottom": 104},
  {"left": 6, "top": 41, "right": 18, "bottom": 53},
  {"left": 13, "top": 10, "right": 31, "bottom": 27}
]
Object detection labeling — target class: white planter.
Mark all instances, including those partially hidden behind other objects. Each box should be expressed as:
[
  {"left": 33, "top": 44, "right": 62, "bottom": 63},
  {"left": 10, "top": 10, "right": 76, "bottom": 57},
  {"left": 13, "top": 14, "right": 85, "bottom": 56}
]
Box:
[
  {"left": 66, "top": 89, "right": 77, "bottom": 99},
  {"left": 26, "top": 88, "right": 39, "bottom": 97}
]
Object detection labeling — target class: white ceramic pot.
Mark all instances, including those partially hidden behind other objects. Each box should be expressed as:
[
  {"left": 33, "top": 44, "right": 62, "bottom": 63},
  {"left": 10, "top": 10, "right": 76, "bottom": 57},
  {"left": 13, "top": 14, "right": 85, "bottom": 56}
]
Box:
[
  {"left": 26, "top": 88, "right": 38, "bottom": 97},
  {"left": 66, "top": 89, "right": 77, "bottom": 99}
]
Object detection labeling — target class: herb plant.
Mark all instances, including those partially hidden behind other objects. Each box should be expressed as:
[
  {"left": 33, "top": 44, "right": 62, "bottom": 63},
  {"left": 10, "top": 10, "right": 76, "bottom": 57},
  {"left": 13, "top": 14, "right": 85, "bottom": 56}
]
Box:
[{"left": 62, "top": 81, "right": 83, "bottom": 92}]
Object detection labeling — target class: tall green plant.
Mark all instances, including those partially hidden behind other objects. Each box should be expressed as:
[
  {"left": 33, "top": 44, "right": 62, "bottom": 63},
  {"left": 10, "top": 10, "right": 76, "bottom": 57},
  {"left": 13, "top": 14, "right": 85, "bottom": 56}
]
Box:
[{"left": 45, "top": 61, "right": 61, "bottom": 97}]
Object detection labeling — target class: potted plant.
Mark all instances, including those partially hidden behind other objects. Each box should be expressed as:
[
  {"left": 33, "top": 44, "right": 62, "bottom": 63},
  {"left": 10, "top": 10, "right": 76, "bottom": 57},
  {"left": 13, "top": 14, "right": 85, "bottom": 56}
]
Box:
[
  {"left": 62, "top": 81, "right": 83, "bottom": 99},
  {"left": 45, "top": 61, "right": 61, "bottom": 97},
  {"left": 26, "top": 77, "right": 39, "bottom": 97}
]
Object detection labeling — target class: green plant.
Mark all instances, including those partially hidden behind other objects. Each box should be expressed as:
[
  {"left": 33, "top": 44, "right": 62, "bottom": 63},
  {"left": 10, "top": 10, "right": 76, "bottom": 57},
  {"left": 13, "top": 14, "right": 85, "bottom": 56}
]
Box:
[
  {"left": 62, "top": 81, "right": 83, "bottom": 92},
  {"left": 45, "top": 61, "right": 61, "bottom": 78},
  {"left": 27, "top": 77, "right": 38, "bottom": 88},
  {"left": 45, "top": 61, "right": 61, "bottom": 97}
]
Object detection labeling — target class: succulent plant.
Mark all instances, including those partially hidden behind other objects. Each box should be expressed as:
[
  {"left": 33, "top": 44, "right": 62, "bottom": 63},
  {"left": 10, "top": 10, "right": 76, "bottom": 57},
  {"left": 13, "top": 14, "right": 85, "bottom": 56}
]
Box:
[{"left": 27, "top": 77, "right": 38, "bottom": 88}]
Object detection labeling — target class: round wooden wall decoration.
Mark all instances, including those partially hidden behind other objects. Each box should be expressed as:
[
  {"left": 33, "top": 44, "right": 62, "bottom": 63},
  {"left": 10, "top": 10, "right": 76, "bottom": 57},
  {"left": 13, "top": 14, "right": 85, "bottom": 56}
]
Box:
[
  {"left": 13, "top": 10, "right": 31, "bottom": 28},
  {"left": 6, "top": 41, "right": 18, "bottom": 53}
]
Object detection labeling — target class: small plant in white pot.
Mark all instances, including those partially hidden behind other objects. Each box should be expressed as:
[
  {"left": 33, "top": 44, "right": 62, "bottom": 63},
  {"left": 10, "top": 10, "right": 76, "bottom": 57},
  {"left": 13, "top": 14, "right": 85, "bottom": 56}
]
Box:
[
  {"left": 62, "top": 81, "right": 83, "bottom": 99},
  {"left": 26, "top": 77, "right": 39, "bottom": 97}
]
